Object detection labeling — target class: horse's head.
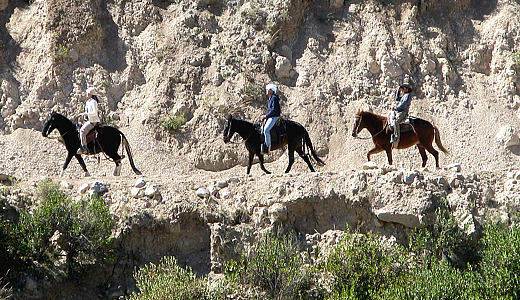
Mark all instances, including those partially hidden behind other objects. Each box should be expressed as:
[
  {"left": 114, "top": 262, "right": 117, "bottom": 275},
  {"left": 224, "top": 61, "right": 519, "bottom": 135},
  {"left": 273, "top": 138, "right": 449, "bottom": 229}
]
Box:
[
  {"left": 352, "top": 110, "right": 364, "bottom": 137},
  {"left": 223, "top": 115, "right": 233, "bottom": 143},
  {"left": 42, "top": 111, "right": 58, "bottom": 137}
]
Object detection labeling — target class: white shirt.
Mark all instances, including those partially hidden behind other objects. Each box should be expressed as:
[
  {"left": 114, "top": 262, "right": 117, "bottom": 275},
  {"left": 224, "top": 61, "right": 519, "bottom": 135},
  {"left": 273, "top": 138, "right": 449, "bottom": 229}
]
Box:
[{"left": 85, "top": 98, "right": 101, "bottom": 123}]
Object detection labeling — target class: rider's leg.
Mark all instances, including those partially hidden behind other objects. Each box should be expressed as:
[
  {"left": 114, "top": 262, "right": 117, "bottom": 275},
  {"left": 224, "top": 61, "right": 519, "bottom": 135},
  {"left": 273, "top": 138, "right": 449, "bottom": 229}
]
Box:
[
  {"left": 262, "top": 117, "right": 279, "bottom": 153},
  {"left": 78, "top": 121, "right": 94, "bottom": 154}
]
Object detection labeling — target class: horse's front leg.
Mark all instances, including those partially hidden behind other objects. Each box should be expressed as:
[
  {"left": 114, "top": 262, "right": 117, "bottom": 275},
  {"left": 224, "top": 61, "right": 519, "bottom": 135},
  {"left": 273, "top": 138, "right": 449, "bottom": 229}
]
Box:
[
  {"left": 60, "top": 152, "right": 75, "bottom": 177},
  {"left": 258, "top": 154, "right": 271, "bottom": 174},
  {"left": 385, "top": 148, "right": 393, "bottom": 165},
  {"left": 246, "top": 152, "right": 254, "bottom": 175},
  {"left": 367, "top": 147, "right": 384, "bottom": 162},
  {"left": 74, "top": 154, "right": 91, "bottom": 177}
]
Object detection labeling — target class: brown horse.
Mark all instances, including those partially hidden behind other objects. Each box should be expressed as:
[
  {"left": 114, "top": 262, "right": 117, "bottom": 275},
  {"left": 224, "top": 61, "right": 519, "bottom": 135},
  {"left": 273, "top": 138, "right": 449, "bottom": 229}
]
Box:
[{"left": 351, "top": 110, "right": 449, "bottom": 168}]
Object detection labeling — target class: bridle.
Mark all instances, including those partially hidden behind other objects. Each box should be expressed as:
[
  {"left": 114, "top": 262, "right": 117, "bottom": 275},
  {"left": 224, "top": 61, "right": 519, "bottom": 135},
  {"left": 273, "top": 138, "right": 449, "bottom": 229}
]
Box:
[
  {"left": 352, "top": 115, "right": 387, "bottom": 140},
  {"left": 226, "top": 118, "right": 254, "bottom": 144}
]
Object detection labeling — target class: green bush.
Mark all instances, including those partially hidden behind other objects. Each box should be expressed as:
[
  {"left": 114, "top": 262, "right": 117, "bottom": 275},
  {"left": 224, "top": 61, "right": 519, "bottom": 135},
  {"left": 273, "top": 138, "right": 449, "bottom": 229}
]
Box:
[
  {"left": 162, "top": 113, "right": 187, "bottom": 131},
  {"left": 10, "top": 180, "right": 113, "bottom": 272},
  {"left": 321, "top": 233, "right": 408, "bottom": 300},
  {"left": 129, "top": 256, "right": 209, "bottom": 300},
  {"left": 226, "top": 232, "right": 319, "bottom": 300}
]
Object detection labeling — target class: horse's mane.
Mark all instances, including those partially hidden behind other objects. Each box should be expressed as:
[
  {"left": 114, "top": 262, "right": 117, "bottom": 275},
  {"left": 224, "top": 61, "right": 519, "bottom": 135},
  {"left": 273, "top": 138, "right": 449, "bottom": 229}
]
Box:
[{"left": 355, "top": 110, "right": 387, "bottom": 121}]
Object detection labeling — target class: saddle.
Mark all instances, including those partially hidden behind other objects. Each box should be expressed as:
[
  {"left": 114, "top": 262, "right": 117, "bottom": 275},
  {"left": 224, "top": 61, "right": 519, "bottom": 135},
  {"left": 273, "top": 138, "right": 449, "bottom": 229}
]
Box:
[
  {"left": 388, "top": 117, "right": 416, "bottom": 134},
  {"left": 258, "top": 118, "right": 287, "bottom": 145},
  {"left": 77, "top": 123, "right": 102, "bottom": 154}
]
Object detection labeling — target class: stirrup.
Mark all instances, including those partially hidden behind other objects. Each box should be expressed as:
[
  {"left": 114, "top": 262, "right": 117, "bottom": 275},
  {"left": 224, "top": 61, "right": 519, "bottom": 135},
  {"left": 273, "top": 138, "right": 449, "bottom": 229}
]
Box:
[{"left": 261, "top": 144, "right": 268, "bottom": 155}]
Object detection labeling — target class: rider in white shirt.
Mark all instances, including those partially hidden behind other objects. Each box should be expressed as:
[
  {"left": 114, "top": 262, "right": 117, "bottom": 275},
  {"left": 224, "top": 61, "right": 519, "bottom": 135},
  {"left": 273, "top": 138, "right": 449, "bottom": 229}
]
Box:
[{"left": 77, "top": 87, "right": 101, "bottom": 154}]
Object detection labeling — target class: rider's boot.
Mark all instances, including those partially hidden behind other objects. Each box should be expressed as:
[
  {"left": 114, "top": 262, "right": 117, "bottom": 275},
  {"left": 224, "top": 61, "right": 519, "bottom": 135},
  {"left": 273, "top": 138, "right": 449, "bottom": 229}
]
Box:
[
  {"left": 77, "top": 146, "right": 88, "bottom": 155},
  {"left": 261, "top": 144, "right": 269, "bottom": 155}
]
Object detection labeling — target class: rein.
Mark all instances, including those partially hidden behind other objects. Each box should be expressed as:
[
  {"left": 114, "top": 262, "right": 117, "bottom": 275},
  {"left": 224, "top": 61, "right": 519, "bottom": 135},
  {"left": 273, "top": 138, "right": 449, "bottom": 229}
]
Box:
[{"left": 353, "top": 115, "right": 388, "bottom": 140}]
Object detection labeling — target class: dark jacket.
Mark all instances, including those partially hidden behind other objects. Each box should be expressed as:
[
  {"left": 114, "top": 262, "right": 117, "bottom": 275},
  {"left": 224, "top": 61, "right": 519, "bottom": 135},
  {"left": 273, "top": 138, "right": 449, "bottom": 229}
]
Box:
[
  {"left": 266, "top": 94, "right": 281, "bottom": 119},
  {"left": 394, "top": 90, "right": 411, "bottom": 113}
]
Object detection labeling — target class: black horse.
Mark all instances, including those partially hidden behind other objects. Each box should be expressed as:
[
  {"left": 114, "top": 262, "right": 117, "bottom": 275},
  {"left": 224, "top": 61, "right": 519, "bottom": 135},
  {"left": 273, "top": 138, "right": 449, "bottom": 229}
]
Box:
[
  {"left": 42, "top": 111, "right": 141, "bottom": 177},
  {"left": 223, "top": 115, "right": 325, "bottom": 174}
]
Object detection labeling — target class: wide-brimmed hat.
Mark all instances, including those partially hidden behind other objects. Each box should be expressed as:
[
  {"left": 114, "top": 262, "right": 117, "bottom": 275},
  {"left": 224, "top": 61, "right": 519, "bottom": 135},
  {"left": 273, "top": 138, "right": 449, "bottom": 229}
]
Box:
[
  {"left": 86, "top": 87, "right": 98, "bottom": 96},
  {"left": 399, "top": 83, "right": 413, "bottom": 92}
]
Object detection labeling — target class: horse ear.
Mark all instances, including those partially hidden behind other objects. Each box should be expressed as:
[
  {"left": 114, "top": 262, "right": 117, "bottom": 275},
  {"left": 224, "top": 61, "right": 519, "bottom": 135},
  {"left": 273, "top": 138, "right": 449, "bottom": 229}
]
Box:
[{"left": 227, "top": 114, "right": 232, "bottom": 121}]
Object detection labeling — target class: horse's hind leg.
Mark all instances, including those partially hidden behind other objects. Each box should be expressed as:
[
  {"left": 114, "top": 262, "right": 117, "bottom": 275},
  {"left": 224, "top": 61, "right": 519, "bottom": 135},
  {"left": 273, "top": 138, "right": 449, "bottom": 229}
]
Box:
[
  {"left": 74, "top": 154, "right": 90, "bottom": 177},
  {"left": 60, "top": 153, "right": 75, "bottom": 177},
  {"left": 109, "top": 154, "right": 123, "bottom": 176},
  {"left": 258, "top": 154, "right": 271, "bottom": 174},
  {"left": 285, "top": 147, "right": 296, "bottom": 173},
  {"left": 423, "top": 143, "right": 440, "bottom": 168},
  {"left": 296, "top": 148, "right": 315, "bottom": 172}
]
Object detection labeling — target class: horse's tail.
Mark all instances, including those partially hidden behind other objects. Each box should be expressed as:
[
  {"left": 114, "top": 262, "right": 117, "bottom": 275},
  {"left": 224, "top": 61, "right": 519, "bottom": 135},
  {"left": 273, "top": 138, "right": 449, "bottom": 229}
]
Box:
[
  {"left": 303, "top": 128, "right": 325, "bottom": 166},
  {"left": 121, "top": 132, "right": 142, "bottom": 175},
  {"left": 433, "top": 125, "right": 449, "bottom": 155}
]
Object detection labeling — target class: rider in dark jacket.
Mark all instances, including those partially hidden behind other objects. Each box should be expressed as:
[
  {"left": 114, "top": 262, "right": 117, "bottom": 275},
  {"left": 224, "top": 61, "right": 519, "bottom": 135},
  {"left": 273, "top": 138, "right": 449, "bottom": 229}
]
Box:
[{"left": 260, "top": 84, "right": 281, "bottom": 154}]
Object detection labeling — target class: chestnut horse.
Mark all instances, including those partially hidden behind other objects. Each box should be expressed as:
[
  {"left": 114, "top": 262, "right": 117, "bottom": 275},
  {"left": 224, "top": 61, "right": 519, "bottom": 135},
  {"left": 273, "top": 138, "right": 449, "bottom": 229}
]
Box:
[{"left": 352, "top": 110, "right": 448, "bottom": 168}]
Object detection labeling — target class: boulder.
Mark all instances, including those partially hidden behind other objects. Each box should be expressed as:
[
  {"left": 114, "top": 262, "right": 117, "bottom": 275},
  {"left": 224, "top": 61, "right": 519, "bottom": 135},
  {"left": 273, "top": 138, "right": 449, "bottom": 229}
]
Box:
[
  {"left": 375, "top": 209, "right": 422, "bottom": 228},
  {"left": 496, "top": 125, "right": 520, "bottom": 148},
  {"left": 275, "top": 56, "right": 296, "bottom": 78},
  {"left": 362, "top": 161, "right": 378, "bottom": 170},
  {"left": 135, "top": 178, "right": 146, "bottom": 188},
  {"left": 196, "top": 188, "right": 210, "bottom": 198},
  {"left": 330, "top": 0, "right": 344, "bottom": 9},
  {"left": 0, "top": 0, "right": 8, "bottom": 11}
]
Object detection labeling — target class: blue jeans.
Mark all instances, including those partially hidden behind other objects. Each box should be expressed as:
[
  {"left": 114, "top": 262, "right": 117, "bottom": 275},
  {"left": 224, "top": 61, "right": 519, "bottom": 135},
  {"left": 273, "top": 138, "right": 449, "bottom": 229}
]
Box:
[{"left": 263, "top": 117, "right": 280, "bottom": 147}]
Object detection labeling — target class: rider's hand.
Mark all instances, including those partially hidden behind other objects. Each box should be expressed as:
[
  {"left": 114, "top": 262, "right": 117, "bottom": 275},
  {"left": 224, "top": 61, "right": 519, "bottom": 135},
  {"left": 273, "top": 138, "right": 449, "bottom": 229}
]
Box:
[{"left": 260, "top": 115, "right": 266, "bottom": 120}]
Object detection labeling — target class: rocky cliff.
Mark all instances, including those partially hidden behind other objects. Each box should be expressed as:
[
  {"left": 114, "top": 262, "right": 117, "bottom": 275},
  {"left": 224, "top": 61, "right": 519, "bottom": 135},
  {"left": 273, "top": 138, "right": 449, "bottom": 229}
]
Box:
[{"left": 1, "top": 0, "right": 520, "bottom": 298}]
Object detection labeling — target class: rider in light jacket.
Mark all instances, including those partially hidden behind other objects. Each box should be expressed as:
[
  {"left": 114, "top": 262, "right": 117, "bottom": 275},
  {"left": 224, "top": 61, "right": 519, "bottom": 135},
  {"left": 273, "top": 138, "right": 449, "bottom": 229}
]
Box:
[{"left": 77, "top": 87, "right": 101, "bottom": 154}]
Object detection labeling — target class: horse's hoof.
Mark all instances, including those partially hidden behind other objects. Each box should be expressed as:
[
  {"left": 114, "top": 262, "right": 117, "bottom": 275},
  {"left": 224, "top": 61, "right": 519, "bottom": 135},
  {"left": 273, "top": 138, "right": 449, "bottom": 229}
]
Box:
[{"left": 83, "top": 172, "right": 91, "bottom": 177}]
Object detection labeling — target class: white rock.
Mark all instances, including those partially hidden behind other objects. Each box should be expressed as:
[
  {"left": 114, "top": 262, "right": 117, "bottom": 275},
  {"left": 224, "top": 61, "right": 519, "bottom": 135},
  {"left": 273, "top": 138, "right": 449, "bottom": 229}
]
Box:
[
  {"left": 216, "top": 180, "right": 228, "bottom": 188},
  {"left": 78, "top": 183, "right": 90, "bottom": 194},
  {"left": 130, "top": 187, "right": 145, "bottom": 198},
  {"left": 362, "top": 161, "right": 378, "bottom": 170},
  {"left": 275, "top": 56, "right": 296, "bottom": 78},
  {"left": 135, "top": 178, "right": 146, "bottom": 188},
  {"left": 196, "top": 188, "right": 210, "bottom": 198},
  {"left": 446, "top": 163, "right": 461, "bottom": 172},
  {"left": 60, "top": 181, "right": 73, "bottom": 189},
  {"left": 268, "top": 203, "right": 288, "bottom": 224},
  {"left": 218, "top": 188, "right": 232, "bottom": 199},
  {"left": 496, "top": 125, "right": 520, "bottom": 148},
  {"left": 144, "top": 185, "right": 161, "bottom": 200}
]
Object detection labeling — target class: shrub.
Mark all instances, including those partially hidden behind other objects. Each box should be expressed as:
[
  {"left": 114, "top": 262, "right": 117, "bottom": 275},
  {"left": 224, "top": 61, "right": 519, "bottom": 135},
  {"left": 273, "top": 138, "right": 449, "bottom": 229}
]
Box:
[
  {"left": 129, "top": 256, "right": 209, "bottom": 300},
  {"left": 321, "top": 232, "right": 408, "bottom": 300},
  {"left": 162, "top": 113, "right": 186, "bottom": 131},
  {"left": 226, "top": 232, "right": 319, "bottom": 300},
  {"left": 12, "top": 180, "right": 113, "bottom": 272}
]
